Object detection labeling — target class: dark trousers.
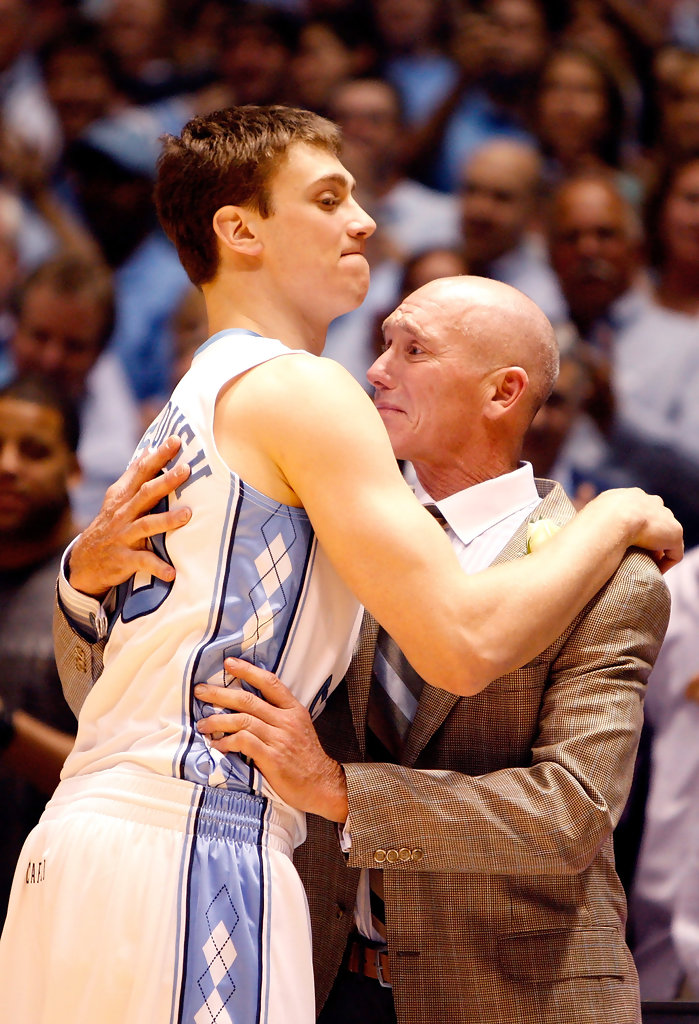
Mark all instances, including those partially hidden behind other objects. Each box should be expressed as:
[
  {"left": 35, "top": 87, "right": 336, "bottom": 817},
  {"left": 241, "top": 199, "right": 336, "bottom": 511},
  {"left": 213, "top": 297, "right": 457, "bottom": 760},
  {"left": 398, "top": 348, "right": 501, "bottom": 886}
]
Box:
[{"left": 317, "top": 963, "right": 397, "bottom": 1024}]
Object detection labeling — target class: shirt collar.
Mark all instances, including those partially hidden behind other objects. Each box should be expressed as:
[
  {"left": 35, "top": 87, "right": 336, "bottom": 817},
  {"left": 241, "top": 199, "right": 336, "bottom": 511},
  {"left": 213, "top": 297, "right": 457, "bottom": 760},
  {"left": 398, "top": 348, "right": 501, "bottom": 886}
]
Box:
[{"left": 413, "top": 463, "right": 540, "bottom": 547}]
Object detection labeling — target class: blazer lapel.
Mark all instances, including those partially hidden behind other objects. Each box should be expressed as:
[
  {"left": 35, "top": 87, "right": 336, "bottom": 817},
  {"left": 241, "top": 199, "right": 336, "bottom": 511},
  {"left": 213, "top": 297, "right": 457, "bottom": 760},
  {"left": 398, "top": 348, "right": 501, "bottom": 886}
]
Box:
[
  {"left": 344, "top": 612, "right": 380, "bottom": 758},
  {"left": 403, "top": 479, "right": 572, "bottom": 765}
]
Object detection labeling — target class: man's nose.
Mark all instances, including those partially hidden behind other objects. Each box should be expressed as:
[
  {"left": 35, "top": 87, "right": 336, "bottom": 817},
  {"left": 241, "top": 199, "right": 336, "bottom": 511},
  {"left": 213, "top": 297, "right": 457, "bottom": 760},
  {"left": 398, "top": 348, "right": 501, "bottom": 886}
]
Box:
[
  {"left": 367, "top": 349, "right": 392, "bottom": 389},
  {"left": 0, "top": 441, "right": 19, "bottom": 474},
  {"left": 348, "top": 198, "right": 376, "bottom": 239},
  {"left": 575, "top": 231, "right": 603, "bottom": 260},
  {"left": 37, "top": 340, "right": 65, "bottom": 375}
]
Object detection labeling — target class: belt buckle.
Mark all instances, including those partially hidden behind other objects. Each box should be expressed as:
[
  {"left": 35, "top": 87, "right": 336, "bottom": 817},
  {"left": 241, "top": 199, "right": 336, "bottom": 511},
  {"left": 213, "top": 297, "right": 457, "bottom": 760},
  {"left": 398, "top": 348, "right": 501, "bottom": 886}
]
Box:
[{"left": 374, "top": 948, "right": 391, "bottom": 989}]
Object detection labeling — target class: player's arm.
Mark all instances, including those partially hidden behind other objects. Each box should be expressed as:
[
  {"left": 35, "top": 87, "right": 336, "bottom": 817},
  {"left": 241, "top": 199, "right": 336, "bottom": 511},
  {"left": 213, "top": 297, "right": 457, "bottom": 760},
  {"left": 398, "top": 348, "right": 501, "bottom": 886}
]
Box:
[
  {"left": 198, "top": 552, "right": 669, "bottom": 857},
  {"left": 244, "top": 356, "right": 680, "bottom": 695},
  {"left": 339, "top": 553, "right": 670, "bottom": 873}
]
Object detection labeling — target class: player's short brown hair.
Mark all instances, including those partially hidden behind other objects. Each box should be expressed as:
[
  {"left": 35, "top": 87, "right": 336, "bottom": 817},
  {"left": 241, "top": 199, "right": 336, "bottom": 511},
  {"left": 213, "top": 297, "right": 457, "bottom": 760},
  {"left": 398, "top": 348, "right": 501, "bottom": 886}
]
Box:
[{"left": 155, "top": 105, "right": 341, "bottom": 286}]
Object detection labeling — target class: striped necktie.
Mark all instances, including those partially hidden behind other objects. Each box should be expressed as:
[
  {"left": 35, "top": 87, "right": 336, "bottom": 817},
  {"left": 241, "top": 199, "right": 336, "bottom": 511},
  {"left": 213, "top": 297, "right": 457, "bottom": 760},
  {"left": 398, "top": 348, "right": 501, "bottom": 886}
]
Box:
[
  {"left": 364, "top": 502, "right": 448, "bottom": 941},
  {"left": 366, "top": 502, "right": 448, "bottom": 761}
]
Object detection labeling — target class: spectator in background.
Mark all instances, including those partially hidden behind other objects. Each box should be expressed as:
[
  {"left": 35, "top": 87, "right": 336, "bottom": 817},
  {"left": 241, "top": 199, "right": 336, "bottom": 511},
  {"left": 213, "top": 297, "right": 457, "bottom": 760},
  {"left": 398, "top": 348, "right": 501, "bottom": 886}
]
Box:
[
  {"left": 323, "top": 77, "right": 460, "bottom": 386},
  {"left": 656, "top": 50, "right": 699, "bottom": 164},
  {"left": 65, "top": 109, "right": 191, "bottom": 404},
  {"left": 39, "top": 16, "right": 123, "bottom": 154},
  {"left": 332, "top": 78, "right": 460, "bottom": 261},
  {"left": 139, "top": 284, "right": 208, "bottom": 431},
  {"left": 558, "top": 0, "right": 658, "bottom": 138},
  {"left": 0, "top": 186, "right": 21, "bottom": 354},
  {"left": 96, "top": 0, "right": 181, "bottom": 105},
  {"left": 645, "top": 154, "right": 699, "bottom": 317},
  {"left": 458, "top": 137, "right": 566, "bottom": 322},
  {"left": 0, "top": 0, "right": 60, "bottom": 166},
  {"left": 534, "top": 43, "right": 641, "bottom": 205},
  {"left": 215, "top": 4, "right": 301, "bottom": 108},
  {"left": 547, "top": 173, "right": 699, "bottom": 544},
  {"left": 399, "top": 245, "right": 468, "bottom": 295},
  {"left": 0, "top": 16, "right": 122, "bottom": 272},
  {"left": 405, "top": 0, "right": 550, "bottom": 192},
  {"left": 290, "top": 12, "right": 375, "bottom": 118},
  {"left": 0, "top": 372, "right": 78, "bottom": 921},
  {"left": 522, "top": 339, "right": 614, "bottom": 506},
  {"left": 3, "top": 253, "right": 139, "bottom": 525},
  {"left": 371, "top": 0, "right": 458, "bottom": 127},
  {"left": 629, "top": 546, "right": 699, "bottom": 1000}
]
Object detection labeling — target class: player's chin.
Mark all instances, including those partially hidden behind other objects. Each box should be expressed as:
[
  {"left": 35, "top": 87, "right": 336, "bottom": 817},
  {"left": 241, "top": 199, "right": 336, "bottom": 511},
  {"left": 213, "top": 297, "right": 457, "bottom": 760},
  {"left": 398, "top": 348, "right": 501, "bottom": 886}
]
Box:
[{"left": 337, "top": 264, "right": 370, "bottom": 311}]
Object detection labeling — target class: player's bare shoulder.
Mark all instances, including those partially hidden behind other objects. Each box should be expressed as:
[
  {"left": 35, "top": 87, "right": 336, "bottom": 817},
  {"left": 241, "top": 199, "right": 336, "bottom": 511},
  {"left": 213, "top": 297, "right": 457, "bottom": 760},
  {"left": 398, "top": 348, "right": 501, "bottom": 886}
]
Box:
[
  {"left": 214, "top": 349, "right": 380, "bottom": 505},
  {"left": 230, "top": 350, "right": 378, "bottom": 440}
]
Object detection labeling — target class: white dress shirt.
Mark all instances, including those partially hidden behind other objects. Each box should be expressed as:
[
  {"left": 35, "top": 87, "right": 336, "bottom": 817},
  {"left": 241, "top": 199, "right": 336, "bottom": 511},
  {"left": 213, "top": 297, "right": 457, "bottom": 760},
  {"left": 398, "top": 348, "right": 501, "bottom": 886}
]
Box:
[{"left": 352, "top": 462, "right": 542, "bottom": 941}]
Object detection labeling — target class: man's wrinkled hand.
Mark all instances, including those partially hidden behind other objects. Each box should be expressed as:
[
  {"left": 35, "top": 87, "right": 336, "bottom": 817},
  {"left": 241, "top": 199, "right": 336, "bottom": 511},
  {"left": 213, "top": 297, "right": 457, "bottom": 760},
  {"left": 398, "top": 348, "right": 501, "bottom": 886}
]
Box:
[
  {"left": 68, "top": 436, "right": 191, "bottom": 596},
  {"left": 195, "top": 658, "right": 349, "bottom": 823}
]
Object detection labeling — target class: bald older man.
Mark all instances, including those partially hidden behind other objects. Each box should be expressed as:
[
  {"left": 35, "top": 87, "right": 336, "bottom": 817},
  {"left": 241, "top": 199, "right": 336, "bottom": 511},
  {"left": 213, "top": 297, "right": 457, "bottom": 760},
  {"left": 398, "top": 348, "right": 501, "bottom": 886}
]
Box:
[
  {"left": 459, "top": 139, "right": 566, "bottom": 323},
  {"left": 547, "top": 173, "right": 699, "bottom": 546},
  {"left": 54, "top": 276, "right": 668, "bottom": 1024},
  {"left": 193, "top": 276, "right": 666, "bottom": 1024}
]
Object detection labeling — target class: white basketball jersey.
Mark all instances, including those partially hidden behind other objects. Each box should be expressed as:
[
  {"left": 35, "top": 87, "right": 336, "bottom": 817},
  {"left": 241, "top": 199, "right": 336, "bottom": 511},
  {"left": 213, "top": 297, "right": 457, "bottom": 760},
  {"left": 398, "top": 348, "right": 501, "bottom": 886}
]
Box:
[{"left": 62, "top": 329, "right": 363, "bottom": 846}]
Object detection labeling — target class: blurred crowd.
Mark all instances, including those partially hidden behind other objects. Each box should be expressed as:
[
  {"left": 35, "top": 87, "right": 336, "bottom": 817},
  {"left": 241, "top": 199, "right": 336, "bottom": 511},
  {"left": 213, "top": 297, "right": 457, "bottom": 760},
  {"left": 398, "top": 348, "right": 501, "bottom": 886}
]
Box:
[{"left": 2, "top": 0, "right": 699, "bottom": 1002}]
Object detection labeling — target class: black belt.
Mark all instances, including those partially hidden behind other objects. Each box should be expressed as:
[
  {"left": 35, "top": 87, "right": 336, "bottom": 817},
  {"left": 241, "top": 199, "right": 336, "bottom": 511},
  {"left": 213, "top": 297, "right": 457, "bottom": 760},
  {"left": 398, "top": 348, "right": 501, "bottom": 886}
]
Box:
[{"left": 345, "top": 934, "right": 392, "bottom": 988}]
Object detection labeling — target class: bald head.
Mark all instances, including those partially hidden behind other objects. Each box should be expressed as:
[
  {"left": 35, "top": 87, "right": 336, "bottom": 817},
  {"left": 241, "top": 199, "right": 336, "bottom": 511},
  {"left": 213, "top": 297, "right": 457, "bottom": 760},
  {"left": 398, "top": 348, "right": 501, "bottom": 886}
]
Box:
[
  {"left": 371, "top": 275, "right": 559, "bottom": 494},
  {"left": 547, "top": 176, "right": 641, "bottom": 329},
  {"left": 460, "top": 140, "right": 543, "bottom": 269},
  {"left": 400, "top": 275, "right": 559, "bottom": 408}
]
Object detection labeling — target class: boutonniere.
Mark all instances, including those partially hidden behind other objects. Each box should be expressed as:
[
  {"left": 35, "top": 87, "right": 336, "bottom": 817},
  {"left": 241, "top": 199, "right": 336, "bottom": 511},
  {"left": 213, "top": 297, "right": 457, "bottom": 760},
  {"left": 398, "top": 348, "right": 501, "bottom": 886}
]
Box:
[{"left": 526, "top": 518, "right": 561, "bottom": 553}]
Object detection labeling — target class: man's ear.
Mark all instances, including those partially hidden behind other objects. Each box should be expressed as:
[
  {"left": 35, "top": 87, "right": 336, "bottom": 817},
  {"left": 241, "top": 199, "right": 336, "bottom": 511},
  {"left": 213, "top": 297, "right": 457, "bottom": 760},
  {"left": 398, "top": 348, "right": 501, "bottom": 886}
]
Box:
[
  {"left": 484, "top": 366, "right": 529, "bottom": 420},
  {"left": 212, "top": 205, "right": 263, "bottom": 257}
]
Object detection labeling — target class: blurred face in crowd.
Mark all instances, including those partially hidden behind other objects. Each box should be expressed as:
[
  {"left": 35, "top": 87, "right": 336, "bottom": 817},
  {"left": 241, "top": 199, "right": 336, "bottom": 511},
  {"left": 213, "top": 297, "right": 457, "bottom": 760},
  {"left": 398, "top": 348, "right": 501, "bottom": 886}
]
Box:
[
  {"left": 562, "top": 1, "right": 631, "bottom": 75},
  {"left": 373, "top": 0, "right": 441, "bottom": 52},
  {"left": 292, "top": 22, "right": 359, "bottom": 112},
  {"left": 460, "top": 141, "right": 540, "bottom": 268},
  {"left": 0, "top": 395, "right": 76, "bottom": 542},
  {"left": 12, "top": 285, "right": 108, "bottom": 400},
  {"left": 548, "top": 179, "right": 638, "bottom": 326},
  {"left": 658, "top": 159, "right": 699, "bottom": 270},
  {"left": 332, "top": 79, "right": 402, "bottom": 177},
  {"left": 485, "top": 0, "right": 548, "bottom": 83},
  {"left": 522, "top": 356, "right": 588, "bottom": 475},
  {"left": 662, "top": 58, "right": 699, "bottom": 160},
  {"left": 401, "top": 249, "right": 468, "bottom": 296},
  {"left": 44, "top": 47, "right": 116, "bottom": 145},
  {"left": 219, "top": 20, "right": 290, "bottom": 105},
  {"left": 102, "top": 0, "right": 165, "bottom": 69},
  {"left": 536, "top": 51, "right": 610, "bottom": 162},
  {"left": 0, "top": 0, "right": 26, "bottom": 72}
]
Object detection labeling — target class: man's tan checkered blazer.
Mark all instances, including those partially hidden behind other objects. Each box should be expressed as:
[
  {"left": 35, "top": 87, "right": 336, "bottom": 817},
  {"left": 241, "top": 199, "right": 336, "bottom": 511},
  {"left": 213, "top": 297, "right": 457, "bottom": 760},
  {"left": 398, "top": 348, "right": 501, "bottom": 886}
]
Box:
[{"left": 295, "top": 480, "right": 670, "bottom": 1024}]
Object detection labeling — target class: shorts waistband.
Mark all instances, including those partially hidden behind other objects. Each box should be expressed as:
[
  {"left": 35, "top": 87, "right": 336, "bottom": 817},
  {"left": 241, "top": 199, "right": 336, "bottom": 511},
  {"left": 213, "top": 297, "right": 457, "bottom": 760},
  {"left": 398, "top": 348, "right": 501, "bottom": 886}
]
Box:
[{"left": 47, "top": 768, "right": 295, "bottom": 856}]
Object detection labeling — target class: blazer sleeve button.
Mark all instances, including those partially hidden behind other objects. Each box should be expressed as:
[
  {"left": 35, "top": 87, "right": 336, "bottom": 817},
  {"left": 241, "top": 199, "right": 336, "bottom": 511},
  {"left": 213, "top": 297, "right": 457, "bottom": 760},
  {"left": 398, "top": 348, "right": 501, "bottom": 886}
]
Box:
[
  {"left": 386, "top": 849, "right": 399, "bottom": 863},
  {"left": 398, "top": 848, "right": 411, "bottom": 861},
  {"left": 374, "top": 849, "right": 387, "bottom": 863},
  {"left": 411, "top": 849, "right": 424, "bottom": 861}
]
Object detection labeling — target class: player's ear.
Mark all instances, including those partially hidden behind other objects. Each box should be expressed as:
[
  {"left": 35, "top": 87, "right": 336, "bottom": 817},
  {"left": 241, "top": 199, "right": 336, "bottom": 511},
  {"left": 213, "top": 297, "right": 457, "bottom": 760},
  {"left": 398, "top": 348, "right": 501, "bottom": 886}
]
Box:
[
  {"left": 484, "top": 366, "right": 528, "bottom": 420},
  {"left": 212, "top": 205, "right": 263, "bottom": 257}
]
